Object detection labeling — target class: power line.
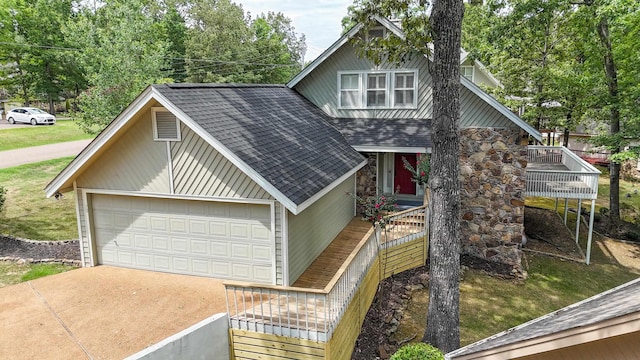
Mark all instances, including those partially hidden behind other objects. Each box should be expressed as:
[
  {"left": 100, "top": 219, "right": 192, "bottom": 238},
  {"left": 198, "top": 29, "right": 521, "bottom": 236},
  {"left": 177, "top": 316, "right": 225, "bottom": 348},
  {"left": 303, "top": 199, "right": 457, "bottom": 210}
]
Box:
[
  {"left": 0, "top": 41, "right": 302, "bottom": 68},
  {"left": 0, "top": 42, "right": 82, "bottom": 51}
]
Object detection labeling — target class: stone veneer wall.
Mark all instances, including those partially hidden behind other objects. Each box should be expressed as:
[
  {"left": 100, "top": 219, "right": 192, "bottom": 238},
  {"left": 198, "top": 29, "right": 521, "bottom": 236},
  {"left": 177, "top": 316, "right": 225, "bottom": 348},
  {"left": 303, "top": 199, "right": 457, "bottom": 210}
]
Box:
[
  {"left": 356, "top": 153, "right": 377, "bottom": 200},
  {"left": 355, "top": 153, "right": 378, "bottom": 216},
  {"left": 459, "top": 128, "right": 528, "bottom": 274}
]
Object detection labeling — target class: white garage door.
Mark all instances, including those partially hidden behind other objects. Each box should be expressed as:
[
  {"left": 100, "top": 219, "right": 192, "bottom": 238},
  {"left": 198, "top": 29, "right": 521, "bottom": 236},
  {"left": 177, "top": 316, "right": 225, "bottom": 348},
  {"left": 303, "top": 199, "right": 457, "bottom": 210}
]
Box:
[{"left": 91, "top": 194, "right": 274, "bottom": 283}]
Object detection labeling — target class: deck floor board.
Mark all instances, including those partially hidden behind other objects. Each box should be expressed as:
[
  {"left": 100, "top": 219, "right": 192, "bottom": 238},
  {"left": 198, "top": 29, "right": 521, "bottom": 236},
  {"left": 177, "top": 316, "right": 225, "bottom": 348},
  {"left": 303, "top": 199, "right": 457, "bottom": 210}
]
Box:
[{"left": 292, "top": 217, "right": 372, "bottom": 290}]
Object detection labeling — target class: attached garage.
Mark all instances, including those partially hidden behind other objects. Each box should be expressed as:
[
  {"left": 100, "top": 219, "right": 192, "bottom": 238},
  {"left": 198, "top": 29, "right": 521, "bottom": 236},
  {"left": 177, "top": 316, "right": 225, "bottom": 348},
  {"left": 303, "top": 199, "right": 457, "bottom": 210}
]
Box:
[{"left": 90, "top": 194, "right": 274, "bottom": 283}]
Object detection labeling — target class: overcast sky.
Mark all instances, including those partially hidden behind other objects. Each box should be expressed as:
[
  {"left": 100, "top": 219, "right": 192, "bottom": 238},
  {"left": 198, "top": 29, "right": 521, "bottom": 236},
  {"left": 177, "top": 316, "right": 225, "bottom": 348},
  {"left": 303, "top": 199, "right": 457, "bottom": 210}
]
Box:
[{"left": 238, "top": 0, "right": 353, "bottom": 62}]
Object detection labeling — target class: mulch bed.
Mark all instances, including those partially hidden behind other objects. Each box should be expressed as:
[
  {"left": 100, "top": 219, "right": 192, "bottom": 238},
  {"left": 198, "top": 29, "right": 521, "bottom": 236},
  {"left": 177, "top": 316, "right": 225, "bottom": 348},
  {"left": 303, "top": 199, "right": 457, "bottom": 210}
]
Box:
[
  {"left": 351, "top": 255, "right": 517, "bottom": 359},
  {"left": 0, "top": 235, "right": 80, "bottom": 263}
]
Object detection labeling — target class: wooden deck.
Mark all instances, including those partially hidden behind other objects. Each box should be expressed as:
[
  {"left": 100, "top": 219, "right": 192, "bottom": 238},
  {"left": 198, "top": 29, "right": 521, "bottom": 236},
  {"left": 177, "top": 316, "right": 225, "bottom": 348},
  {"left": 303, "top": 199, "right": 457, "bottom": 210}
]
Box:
[{"left": 293, "top": 217, "right": 373, "bottom": 289}]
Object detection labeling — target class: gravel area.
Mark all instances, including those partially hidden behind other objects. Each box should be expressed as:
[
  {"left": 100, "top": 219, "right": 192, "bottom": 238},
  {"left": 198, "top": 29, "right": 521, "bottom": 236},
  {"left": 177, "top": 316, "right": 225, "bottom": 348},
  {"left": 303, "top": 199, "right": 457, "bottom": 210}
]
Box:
[{"left": 0, "top": 235, "right": 80, "bottom": 263}]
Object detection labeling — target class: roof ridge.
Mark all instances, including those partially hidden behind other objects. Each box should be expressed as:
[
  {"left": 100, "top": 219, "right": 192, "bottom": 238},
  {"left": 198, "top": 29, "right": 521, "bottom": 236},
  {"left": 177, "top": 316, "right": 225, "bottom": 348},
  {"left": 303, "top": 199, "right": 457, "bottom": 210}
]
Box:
[{"left": 158, "top": 83, "right": 287, "bottom": 89}]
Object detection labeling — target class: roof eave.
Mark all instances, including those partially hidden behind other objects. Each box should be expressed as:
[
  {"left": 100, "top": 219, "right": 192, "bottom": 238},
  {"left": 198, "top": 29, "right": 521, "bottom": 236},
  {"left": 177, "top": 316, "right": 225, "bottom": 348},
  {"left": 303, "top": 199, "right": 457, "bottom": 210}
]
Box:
[
  {"left": 352, "top": 145, "right": 429, "bottom": 153},
  {"left": 460, "top": 77, "right": 541, "bottom": 141},
  {"left": 287, "top": 23, "right": 364, "bottom": 88},
  {"left": 292, "top": 158, "right": 368, "bottom": 215}
]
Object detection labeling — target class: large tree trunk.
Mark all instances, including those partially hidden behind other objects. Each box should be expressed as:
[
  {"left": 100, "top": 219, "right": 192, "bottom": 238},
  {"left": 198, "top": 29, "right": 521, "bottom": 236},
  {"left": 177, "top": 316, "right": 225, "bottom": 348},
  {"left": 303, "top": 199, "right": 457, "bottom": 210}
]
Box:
[
  {"left": 423, "top": 0, "right": 463, "bottom": 353},
  {"left": 596, "top": 16, "right": 620, "bottom": 225}
]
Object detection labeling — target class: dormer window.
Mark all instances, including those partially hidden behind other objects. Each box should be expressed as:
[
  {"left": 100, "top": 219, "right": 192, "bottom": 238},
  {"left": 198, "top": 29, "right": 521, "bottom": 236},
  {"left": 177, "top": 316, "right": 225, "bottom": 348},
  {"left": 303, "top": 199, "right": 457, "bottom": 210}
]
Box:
[
  {"left": 152, "top": 107, "right": 181, "bottom": 141},
  {"left": 338, "top": 70, "right": 418, "bottom": 109},
  {"left": 461, "top": 66, "right": 474, "bottom": 81},
  {"left": 367, "top": 26, "right": 386, "bottom": 40}
]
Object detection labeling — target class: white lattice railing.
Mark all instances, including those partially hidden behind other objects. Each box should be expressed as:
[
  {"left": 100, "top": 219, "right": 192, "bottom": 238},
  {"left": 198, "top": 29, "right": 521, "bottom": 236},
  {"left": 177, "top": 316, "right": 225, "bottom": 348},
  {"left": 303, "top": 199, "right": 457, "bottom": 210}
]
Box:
[
  {"left": 224, "top": 205, "right": 428, "bottom": 341},
  {"left": 526, "top": 146, "right": 601, "bottom": 200}
]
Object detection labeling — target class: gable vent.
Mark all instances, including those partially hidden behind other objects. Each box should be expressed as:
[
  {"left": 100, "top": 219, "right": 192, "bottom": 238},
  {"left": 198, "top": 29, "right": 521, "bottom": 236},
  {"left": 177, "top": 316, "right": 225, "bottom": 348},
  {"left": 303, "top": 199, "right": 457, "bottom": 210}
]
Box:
[{"left": 152, "top": 108, "right": 181, "bottom": 141}]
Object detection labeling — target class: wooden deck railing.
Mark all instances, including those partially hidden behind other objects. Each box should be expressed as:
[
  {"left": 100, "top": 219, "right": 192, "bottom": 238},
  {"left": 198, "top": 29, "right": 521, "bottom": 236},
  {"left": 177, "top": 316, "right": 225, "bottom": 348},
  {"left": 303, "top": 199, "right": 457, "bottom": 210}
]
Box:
[
  {"left": 224, "top": 205, "right": 428, "bottom": 343},
  {"left": 526, "top": 146, "right": 601, "bottom": 200}
]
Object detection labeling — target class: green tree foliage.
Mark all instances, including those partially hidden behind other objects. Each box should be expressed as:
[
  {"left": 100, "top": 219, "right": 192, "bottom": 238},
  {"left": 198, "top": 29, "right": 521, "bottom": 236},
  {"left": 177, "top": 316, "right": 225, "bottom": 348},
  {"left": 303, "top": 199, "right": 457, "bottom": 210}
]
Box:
[
  {"left": 0, "top": 186, "right": 6, "bottom": 212},
  {"left": 0, "top": 0, "right": 81, "bottom": 111},
  {"left": 0, "top": 0, "right": 306, "bottom": 127},
  {"left": 390, "top": 343, "right": 444, "bottom": 360},
  {"left": 462, "top": 0, "right": 577, "bottom": 131},
  {"left": 159, "top": 4, "right": 188, "bottom": 82},
  {"left": 250, "top": 12, "right": 306, "bottom": 83},
  {"left": 576, "top": 0, "right": 640, "bottom": 224},
  {"left": 64, "top": 0, "right": 170, "bottom": 132},
  {"left": 185, "top": 0, "right": 256, "bottom": 83},
  {"left": 184, "top": 0, "right": 305, "bottom": 84},
  {"left": 462, "top": 0, "right": 639, "bottom": 225}
]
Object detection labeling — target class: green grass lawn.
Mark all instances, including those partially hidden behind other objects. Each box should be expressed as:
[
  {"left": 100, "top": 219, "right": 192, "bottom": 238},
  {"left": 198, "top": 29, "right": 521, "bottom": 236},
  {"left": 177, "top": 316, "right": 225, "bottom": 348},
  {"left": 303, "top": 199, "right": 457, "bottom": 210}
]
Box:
[
  {"left": 0, "top": 157, "right": 78, "bottom": 240},
  {"left": 393, "top": 170, "right": 640, "bottom": 348},
  {"left": 0, "top": 261, "right": 76, "bottom": 287},
  {"left": 394, "top": 239, "right": 640, "bottom": 347},
  {"left": 0, "top": 120, "right": 94, "bottom": 151}
]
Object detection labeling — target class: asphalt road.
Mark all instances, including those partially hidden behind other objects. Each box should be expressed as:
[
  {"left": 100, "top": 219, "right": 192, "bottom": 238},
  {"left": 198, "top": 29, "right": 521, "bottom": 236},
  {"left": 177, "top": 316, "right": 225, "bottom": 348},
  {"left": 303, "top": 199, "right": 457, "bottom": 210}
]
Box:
[
  {"left": 0, "top": 139, "right": 92, "bottom": 169},
  {"left": 0, "top": 118, "right": 31, "bottom": 129}
]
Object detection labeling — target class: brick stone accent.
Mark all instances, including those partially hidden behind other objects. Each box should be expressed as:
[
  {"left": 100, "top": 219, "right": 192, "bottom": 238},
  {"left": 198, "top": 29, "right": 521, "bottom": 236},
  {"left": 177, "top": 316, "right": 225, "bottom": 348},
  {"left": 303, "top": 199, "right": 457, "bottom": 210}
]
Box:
[
  {"left": 459, "top": 128, "right": 528, "bottom": 275},
  {"left": 356, "top": 153, "right": 377, "bottom": 200}
]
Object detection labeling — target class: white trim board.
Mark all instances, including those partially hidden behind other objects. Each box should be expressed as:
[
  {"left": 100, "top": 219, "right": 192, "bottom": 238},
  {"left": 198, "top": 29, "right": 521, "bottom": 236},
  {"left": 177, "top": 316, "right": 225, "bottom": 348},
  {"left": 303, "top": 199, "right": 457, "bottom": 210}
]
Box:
[
  {"left": 353, "top": 146, "right": 429, "bottom": 153},
  {"left": 79, "top": 188, "right": 276, "bottom": 206},
  {"left": 295, "top": 160, "right": 367, "bottom": 214}
]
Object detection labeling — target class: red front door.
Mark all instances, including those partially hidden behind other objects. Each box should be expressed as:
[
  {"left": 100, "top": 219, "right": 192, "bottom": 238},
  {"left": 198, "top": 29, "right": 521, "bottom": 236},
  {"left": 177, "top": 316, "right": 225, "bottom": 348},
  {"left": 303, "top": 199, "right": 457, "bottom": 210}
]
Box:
[{"left": 394, "top": 153, "right": 416, "bottom": 195}]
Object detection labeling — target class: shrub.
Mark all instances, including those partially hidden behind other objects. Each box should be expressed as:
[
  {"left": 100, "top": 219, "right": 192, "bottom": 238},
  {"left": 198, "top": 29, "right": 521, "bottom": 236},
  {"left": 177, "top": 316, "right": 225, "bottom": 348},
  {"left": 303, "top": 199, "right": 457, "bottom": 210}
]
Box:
[
  {"left": 0, "top": 186, "right": 6, "bottom": 212},
  {"left": 390, "top": 343, "right": 444, "bottom": 360}
]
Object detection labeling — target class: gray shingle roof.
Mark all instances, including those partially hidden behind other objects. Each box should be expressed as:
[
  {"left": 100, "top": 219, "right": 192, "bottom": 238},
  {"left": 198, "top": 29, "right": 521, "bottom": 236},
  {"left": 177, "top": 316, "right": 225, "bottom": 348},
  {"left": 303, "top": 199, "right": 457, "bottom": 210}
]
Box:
[
  {"left": 328, "top": 118, "right": 431, "bottom": 149},
  {"left": 153, "top": 84, "right": 365, "bottom": 207},
  {"left": 447, "top": 277, "right": 640, "bottom": 358}
]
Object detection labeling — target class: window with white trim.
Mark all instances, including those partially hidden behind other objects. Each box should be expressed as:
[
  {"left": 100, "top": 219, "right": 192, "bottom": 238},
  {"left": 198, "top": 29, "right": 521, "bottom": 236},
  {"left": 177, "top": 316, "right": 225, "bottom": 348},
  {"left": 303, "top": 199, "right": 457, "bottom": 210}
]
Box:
[
  {"left": 338, "top": 70, "right": 418, "bottom": 109},
  {"left": 366, "top": 73, "right": 387, "bottom": 107},
  {"left": 394, "top": 72, "right": 415, "bottom": 107},
  {"left": 461, "top": 66, "right": 474, "bottom": 81},
  {"left": 152, "top": 107, "right": 181, "bottom": 141},
  {"left": 340, "top": 73, "right": 362, "bottom": 108}
]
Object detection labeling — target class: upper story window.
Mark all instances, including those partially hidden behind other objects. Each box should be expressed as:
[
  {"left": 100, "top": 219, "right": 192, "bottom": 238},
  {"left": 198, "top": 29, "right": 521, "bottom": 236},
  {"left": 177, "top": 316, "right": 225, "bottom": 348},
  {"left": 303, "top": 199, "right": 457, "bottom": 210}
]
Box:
[
  {"left": 461, "top": 65, "right": 474, "bottom": 81},
  {"left": 367, "top": 73, "right": 387, "bottom": 107},
  {"left": 394, "top": 72, "right": 415, "bottom": 107},
  {"left": 338, "top": 70, "right": 418, "bottom": 109},
  {"left": 367, "top": 26, "right": 386, "bottom": 41}
]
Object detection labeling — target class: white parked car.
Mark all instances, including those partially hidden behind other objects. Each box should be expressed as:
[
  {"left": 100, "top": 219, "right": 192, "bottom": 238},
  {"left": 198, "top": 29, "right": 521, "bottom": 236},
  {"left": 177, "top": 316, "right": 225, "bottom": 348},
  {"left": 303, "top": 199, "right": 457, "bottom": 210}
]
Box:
[{"left": 7, "top": 107, "right": 56, "bottom": 125}]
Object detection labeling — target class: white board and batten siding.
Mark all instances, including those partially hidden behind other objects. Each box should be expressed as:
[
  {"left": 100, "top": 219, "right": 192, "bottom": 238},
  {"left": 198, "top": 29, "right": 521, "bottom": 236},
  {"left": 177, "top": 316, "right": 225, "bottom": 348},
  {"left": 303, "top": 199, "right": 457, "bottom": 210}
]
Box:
[
  {"left": 293, "top": 38, "right": 518, "bottom": 129},
  {"left": 287, "top": 176, "right": 356, "bottom": 284}
]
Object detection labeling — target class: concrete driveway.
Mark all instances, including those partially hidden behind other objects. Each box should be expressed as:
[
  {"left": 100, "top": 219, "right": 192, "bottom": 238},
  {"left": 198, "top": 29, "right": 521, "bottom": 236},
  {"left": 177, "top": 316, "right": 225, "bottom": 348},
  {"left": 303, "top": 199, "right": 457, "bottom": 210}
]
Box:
[{"left": 0, "top": 266, "right": 228, "bottom": 359}]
